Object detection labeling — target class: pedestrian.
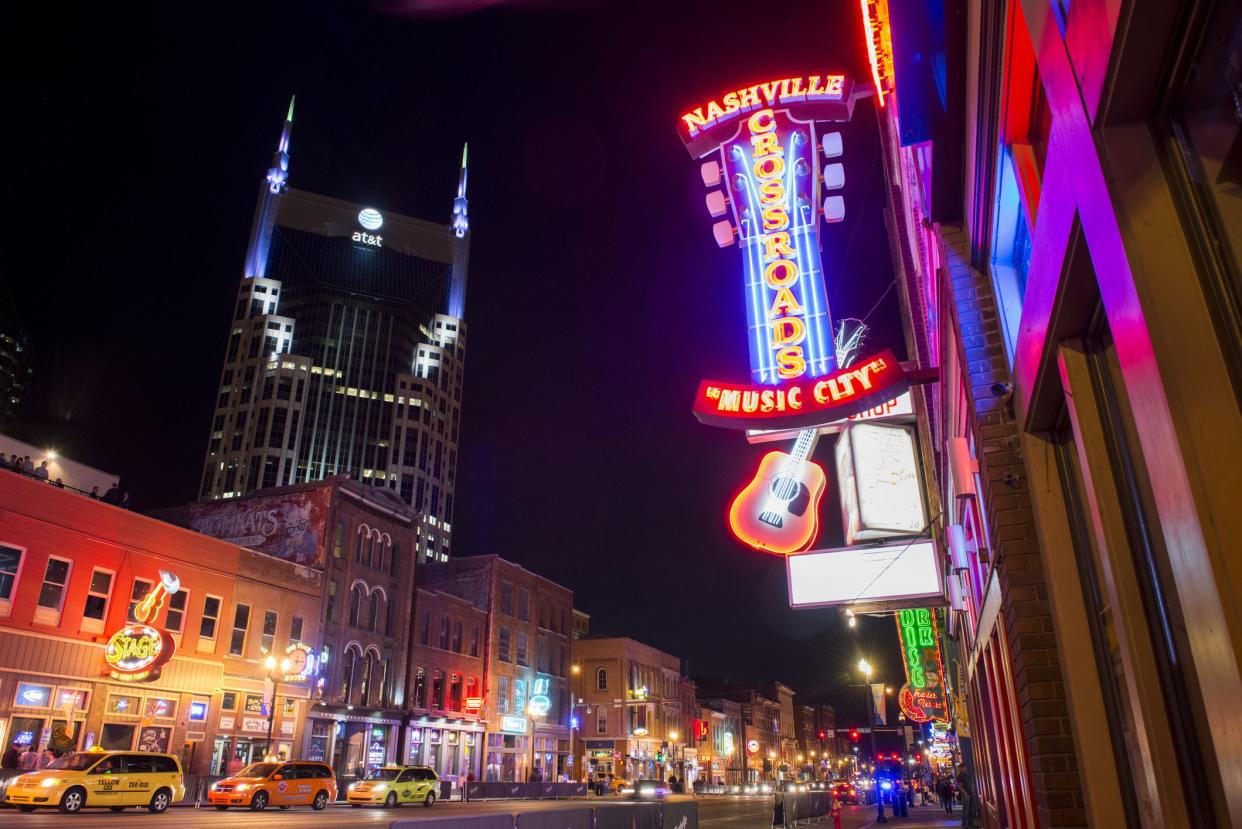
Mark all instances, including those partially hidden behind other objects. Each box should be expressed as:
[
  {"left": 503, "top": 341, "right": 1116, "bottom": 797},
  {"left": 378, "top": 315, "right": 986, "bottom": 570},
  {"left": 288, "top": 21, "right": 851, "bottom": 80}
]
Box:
[
  {"left": 1, "top": 741, "right": 20, "bottom": 770},
  {"left": 89, "top": 486, "right": 99, "bottom": 499},
  {"left": 19, "top": 745, "right": 40, "bottom": 772},
  {"left": 956, "top": 763, "right": 977, "bottom": 827},
  {"left": 53, "top": 477, "right": 65, "bottom": 488},
  {"left": 40, "top": 748, "right": 56, "bottom": 768},
  {"left": 120, "top": 491, "right": 131, "bottom": 509},
  {"left": 102, "top": 484, "right": 120, "bottom": 504},
  {"left": 22, "top": 456, "right": 34, "bottom": 473},
  {"left": 34, "top": 461, "right": 49, "bottom": 480}
]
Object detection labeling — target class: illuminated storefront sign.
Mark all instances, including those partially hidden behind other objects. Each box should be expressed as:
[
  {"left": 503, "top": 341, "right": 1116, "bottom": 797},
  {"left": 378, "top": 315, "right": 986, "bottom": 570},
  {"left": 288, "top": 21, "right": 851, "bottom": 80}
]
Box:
[
  {"left": 894, "top": 608, "right": 949, "bottom": 722},
  {"left": 860, "top": 0, "right": 895, "bottom": 107},
  {"left": 528, "top": 676, "right": 552, "bottom": 717},
  {"left": 282, "top": 642, "right": 321, "bottom": 683},
  {"left": 501, "top": 716, "right": 528, "bottom": 734},
  {"left": 786, "top": 540, "right": 941, "bottom": 609},
  {"left": 104, "top": 571, "right": 180, "bottom": 682},
  {"left": 358, "top": 208, "right": 384, "bottom": 230},
  {"left": 694, "top": 350, "right": 909, "bottom": 431},
  {"left": 835, "top": 422, "right": 927, "bottom": 544},
  {"left": 747, "top": 739, "right": 760, "bottom": 754}
]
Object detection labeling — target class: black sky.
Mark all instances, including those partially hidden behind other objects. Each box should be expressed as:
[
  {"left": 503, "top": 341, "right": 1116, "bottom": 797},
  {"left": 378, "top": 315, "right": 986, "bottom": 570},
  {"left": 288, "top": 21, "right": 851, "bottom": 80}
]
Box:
[{"left": 9, "top": 0, "right": 905, "bottom": 717}]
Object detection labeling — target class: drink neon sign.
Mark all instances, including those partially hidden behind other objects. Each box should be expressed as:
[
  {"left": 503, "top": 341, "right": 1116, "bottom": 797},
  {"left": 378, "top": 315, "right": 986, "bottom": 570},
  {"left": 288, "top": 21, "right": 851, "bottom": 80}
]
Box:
[
  {"left": 894, "top": 608, "right": 948, "bottom": 723},
  {"left": 104, "top": 571, "right": 180, "bottom": 683}
]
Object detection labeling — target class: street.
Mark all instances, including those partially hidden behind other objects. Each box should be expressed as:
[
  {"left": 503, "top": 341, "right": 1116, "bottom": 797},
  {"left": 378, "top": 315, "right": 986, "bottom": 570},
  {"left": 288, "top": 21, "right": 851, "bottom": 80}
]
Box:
[{"left": 0, "top": 796, "right": 963, "bottom": 829}]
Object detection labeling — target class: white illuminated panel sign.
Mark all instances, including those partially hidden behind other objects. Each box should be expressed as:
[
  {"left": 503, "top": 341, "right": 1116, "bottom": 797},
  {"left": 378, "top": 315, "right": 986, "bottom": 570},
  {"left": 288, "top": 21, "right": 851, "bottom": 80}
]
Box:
[
  {"left": 786, "top": 540, "right": 941, "bottom": 608},
  {"left": 836, "top": 422, "right": 926, "bottom": 544}
]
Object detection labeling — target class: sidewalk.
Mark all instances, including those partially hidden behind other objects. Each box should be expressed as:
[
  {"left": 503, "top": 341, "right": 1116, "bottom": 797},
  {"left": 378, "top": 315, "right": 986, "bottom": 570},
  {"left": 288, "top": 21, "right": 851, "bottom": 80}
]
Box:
[{"left": 857, "top": 802, "right": 977, "bottom": 829}]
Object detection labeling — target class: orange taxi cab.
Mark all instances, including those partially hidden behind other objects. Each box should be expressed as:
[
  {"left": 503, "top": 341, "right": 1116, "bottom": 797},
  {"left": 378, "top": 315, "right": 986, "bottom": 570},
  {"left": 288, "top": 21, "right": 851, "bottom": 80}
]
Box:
[{"left": 207, "top": 760, "right": 336, "bottom": 811}]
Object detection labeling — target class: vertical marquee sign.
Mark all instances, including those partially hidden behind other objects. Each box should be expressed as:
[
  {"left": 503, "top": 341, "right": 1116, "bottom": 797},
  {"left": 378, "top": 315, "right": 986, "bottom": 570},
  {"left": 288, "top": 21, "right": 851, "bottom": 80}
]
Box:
[
  {"left": 679, "top": 76, "right": 917, "bottom": 554},
  {"left": 894, "top": 607, "right": 949, "bottom": 723}
]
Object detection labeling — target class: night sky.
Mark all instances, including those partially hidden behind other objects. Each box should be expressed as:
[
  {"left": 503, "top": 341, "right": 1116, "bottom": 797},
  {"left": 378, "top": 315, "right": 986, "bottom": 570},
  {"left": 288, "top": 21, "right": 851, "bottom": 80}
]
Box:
[{"left": 10, "top": 0, "right": 905, "bottom": 720}]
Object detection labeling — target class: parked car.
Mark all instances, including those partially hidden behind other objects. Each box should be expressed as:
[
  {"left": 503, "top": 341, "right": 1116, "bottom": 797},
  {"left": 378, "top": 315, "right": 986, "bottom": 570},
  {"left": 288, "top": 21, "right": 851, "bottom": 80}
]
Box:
[
  {"left": 347, "top": 765, "right": 439, "bottom": 808},
  {"left": 632, "top": 779, "right": 669, "bottom": 799},
  {"left": 207, "top": 760, "right": 335, "bottom": 811},
  {"left": 4, "top": 750, "right": 185, "bottom": 814}
]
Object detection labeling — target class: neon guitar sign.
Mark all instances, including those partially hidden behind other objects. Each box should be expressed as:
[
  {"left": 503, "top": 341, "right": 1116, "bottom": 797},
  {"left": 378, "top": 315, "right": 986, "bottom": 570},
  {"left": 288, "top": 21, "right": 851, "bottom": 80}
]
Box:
[{"left": 679, "top": 76, "right": 907, "bottom": 555}]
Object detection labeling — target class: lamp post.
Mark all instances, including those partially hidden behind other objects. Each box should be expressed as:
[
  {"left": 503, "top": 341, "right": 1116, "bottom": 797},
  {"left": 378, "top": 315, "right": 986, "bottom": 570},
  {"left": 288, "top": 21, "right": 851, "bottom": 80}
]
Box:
[
  {"left": 857, "top": 659, "right": 886, "bottom": 823},
  {"left": 263, "top": 655, "right": 291, "bottom": 761},
  {"left": 527, "top": 703, "right": 544, "bottom": 782},
  {"left": 570, "top": 664, "right": 581, "bottom": 782}
]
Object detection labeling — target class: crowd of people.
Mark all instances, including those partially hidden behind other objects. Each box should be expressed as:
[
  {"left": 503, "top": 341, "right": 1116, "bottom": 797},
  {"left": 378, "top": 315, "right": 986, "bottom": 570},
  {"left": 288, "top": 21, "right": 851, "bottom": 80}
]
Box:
[
  {"left": 1, "top": 740, "right": 62, "bottom": 773},
  {"left": 0, "top": 453, "right": 130, "bottom": 507}
]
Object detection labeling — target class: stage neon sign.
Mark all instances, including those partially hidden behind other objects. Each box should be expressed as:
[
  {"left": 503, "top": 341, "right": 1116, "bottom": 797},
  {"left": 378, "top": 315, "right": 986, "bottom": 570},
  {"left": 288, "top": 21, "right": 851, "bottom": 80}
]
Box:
[
  {"left": 104, "top": 571, "right": 180, "bottom": 683},
  {"left": 894, "top": 608, "right": 949, "bottom": 722}
]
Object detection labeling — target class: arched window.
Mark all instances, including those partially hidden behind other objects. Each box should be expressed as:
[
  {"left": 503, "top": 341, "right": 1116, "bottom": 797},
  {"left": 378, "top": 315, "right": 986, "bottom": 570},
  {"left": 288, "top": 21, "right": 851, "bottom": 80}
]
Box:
[
  {"left": 376, "top": 658, "right": 390, "bottom": 706},
  {"left": 349, "top": 584, "right": 364, "bottom": 627},
  {"left": 359, "top": 652, "right": 374, "bottom": 705},
  {"left": 342, "top": 644, "right": 362, "bottom": 702},
  {"left": 596, "top": 667, "right": 608, "bottom": 691},
  {"left": 365, "top": 532, "right": 375, "bottom": 568},
  {"left": 372, "top": 532, "right": 386, "bottom": 569},
  {"left": 596, "top": 706, "right": 608, "bottom": 735},
  {"left": 355, "top": 527, "right": 366, "bottom": 562},
  {"left": 369, "top": 591, "right": 381, "bottom": 633}
]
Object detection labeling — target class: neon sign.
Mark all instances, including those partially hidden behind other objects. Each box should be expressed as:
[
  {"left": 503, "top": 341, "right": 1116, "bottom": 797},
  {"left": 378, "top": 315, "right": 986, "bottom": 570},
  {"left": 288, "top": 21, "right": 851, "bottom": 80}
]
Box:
[
  {"left": 693, "top": 350, "right": 909, "bottom": 430},
  {"left": 528, "top": 677, "right": 551, "bottom": 717},
  {"left": 358, "top": 208, "right": 383, "bottom": 230},
  {"left": 680, "top": 75, "right": 849, "bottom": 140},
  {"left": 859, "top": 0, "right": 895, "bottom": 107},
  {"left": 894, "top": 608, "right": 948, "bottom": 722},
  {"left": 282, "top": 642, "right": 320, "bottom": 683},
  {"left": 104, "top": 571, "right": 179, "bottom": 682}
]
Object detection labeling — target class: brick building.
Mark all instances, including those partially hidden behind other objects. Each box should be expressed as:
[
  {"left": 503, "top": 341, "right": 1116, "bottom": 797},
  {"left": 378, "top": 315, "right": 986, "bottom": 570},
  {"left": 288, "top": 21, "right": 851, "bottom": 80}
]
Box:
[
  {"left": 870, "top": 0, "right": 1242, "bottom": 824},
  {"left": 570, "top": 636, "right": 687, "bottom": 783},
  {"left": 162, "top": 475, "right": 420, "bottom": 782},
  {"left": 0, "top": 469, "right": 322, "bottom": 777},
  {"left": 405, "top": 584, "right": 488, "bottom": 783},
  {"left": 419, "top": 556, "right": 574, "bottom": 782}
]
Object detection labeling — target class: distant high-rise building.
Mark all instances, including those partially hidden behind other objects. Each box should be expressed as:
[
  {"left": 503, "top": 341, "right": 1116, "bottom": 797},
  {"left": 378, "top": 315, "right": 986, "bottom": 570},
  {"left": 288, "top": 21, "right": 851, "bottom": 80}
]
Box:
[
  {"left": 0, "top": 287, "right": 31, "bottom": 433},
  {"left": 200, "top": 98, "right": 469, "bottom": 562}
]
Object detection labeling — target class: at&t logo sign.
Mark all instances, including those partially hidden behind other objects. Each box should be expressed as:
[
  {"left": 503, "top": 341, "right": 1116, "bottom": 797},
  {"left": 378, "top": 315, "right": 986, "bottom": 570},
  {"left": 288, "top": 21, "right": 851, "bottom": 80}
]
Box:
[{"left": 354, "top": 207, "right": 383, "bottom": 247}]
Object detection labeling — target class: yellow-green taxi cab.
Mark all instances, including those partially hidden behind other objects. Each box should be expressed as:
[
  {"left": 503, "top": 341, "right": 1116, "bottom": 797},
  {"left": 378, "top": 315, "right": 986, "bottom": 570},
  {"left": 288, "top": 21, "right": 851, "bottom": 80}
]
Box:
[
  {"left": 346, "top": 765, "right": 439, "bottom": 808},
  {"left": 4, "top": 750, "right": 184, "bottom": 814}
]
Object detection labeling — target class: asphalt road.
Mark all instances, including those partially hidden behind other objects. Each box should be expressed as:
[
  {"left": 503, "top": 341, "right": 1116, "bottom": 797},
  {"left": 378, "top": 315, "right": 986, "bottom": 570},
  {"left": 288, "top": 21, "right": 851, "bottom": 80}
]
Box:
[{"left": 1, "top": 795, "right": 890, "bottom": 828}]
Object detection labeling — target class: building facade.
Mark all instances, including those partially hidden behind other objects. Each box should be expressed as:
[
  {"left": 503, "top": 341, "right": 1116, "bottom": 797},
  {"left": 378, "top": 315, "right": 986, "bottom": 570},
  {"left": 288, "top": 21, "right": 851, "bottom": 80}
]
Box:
[
  {"left": 570, "top": 636, "right": 688, "bottom": 783},
  {"left": 198, "top": 100, "right": 469, "bottom": 563},
  {"left": 405, "top": 584, "right": 488, "bottom": 784},
  {"left": 164, "top": 475, "right": 419, "bottom": 783},
  {"left": 871, "top": 0, "right": 1242, "bottom": 825},
  {"left": 0, "top": 470, "right": 322, "bottom": 777},
  {"left": 696, "top": 697, "right": 744, "bottom": 785},
  {"left": 0, "top": 292, "right": 30, "bottom": 435},
  {"left": 420, "top": 556, "right": 574, "bottom": 783}
]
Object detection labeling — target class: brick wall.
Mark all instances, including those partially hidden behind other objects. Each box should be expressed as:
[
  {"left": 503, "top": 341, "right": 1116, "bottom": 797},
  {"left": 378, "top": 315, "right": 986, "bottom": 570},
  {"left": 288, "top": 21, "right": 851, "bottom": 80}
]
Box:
[{"left": 939, "top": 224, "right": 1087, "bottom": 827}]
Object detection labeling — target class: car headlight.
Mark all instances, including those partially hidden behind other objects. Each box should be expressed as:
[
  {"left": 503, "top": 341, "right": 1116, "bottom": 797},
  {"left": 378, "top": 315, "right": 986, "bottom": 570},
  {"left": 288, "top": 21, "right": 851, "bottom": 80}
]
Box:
[
  {"left": 372, "top": 784, "right": 387, "bottom": 791},
  {"left": 210, "top": 782, "right": 219, "bottom": 791},
  {"left": 234, "top": 783, "right": 250, "bottom": 792},
  {"left": 40, "top": 778, "right": 60, "bottom": 788},
  {"left": 348, "top": 783, "right": 358, "bottom": 791}
]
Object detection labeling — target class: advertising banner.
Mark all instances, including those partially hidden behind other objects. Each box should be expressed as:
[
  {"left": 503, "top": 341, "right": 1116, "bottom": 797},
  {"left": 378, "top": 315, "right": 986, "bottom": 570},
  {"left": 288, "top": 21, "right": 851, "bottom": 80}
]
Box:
[{"left": 189, "top": 488, "right": 330, "bottom": 566}]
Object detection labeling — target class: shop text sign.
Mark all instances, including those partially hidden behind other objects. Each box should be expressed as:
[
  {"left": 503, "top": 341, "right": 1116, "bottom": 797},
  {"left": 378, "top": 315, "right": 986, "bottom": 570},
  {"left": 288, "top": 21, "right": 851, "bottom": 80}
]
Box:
[{"left": 694, "top": 350, "right": 908, "bottom": 430}]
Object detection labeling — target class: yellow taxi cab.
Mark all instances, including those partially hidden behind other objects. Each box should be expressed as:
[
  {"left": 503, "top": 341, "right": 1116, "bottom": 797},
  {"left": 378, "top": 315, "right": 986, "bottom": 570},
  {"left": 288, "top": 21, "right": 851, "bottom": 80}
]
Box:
[
  {"left": 207, "top": 760, "right": 336, "bottom": 811},
  {"left": 346, "top": 765, "right": 439, "bottom": 808},
  {"left": 4, "top": 749, "right": 184, "bottom": 814}
]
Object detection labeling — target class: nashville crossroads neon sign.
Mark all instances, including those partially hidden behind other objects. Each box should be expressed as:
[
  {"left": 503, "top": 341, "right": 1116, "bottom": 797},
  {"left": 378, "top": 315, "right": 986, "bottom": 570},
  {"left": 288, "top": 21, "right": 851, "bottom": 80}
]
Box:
[
  {"left": 730, "top": 108, "right": 833, "bottom": 383},
  {"left": 680, "top": 75, "right": 848, "bottom": 138}
]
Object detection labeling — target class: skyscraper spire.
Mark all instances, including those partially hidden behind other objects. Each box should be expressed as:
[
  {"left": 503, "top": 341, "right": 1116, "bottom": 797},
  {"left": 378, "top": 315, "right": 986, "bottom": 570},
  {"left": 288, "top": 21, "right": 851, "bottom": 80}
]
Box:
[
  {"left": 451, "top": 143, "right": 469, "bottom": 238},
  {"left": 447, "top": 142, "right": 470, "bottom": 318},
  {"left": 266, "top": 95, "right": 295, "bottom": 194},
  {"left": 244, "top": 97, "right": 295, "bottom": 279}
]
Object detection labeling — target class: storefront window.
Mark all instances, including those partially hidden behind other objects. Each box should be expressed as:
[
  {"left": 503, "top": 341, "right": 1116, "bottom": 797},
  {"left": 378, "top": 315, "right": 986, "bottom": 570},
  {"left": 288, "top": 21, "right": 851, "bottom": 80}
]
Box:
[
  {"left": 55, "top": 688, "right": 89, "bottom": 712},
  {"left": 106, "top": 694, "right": 139, "bottom": 715},
  {"left": 144, "top": 697, "right": 177, "bottom": 719},
  {"left": 307, "top": 720, "right": 330, "bottom": 763},
  {"left": 101, "top": 723, "right": 135, "bottom": 751},
  {"left": 137, "top": 725, "right": 172, "bottom": 753},
  {"left": 8, "top": 716, "right": 43, "bottom": 748},
  {"left": 365, "top": 727, "right": 387, "bottom": 772},
  {"left": 14, "top": 682, "right": 53, "bottom": 708}
]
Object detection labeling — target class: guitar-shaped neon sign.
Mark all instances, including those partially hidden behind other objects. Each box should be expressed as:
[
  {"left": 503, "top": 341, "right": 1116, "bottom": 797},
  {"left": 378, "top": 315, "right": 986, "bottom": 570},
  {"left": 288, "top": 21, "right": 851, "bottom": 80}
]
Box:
[{"left": 728, "top": 428, "right": 825, "bottom": 554}]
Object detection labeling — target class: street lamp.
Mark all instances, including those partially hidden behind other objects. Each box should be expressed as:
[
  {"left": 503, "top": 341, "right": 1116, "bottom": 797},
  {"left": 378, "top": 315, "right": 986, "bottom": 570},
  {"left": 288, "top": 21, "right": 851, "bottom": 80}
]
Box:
[
  {"left": 263, "top": 655, "right": 291, "bottom": 760},
  {"left": 527, "top": 702, "right": 544, "bottom": 782},
  {"left": 857, "top": 658, "right": 885, "bottom": 824},
  {"left": 569, "top": 664, "right": 582, "bottom": 782}
]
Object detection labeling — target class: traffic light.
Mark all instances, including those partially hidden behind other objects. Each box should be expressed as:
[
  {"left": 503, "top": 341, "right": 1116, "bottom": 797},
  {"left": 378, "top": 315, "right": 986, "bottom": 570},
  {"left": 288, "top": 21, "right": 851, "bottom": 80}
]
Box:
[
  {"left": 816, "top": 729, "right": 827, "bottom": 742},
  {"left": 849, "top": 729, "right": 860, "bottom": 742}
]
